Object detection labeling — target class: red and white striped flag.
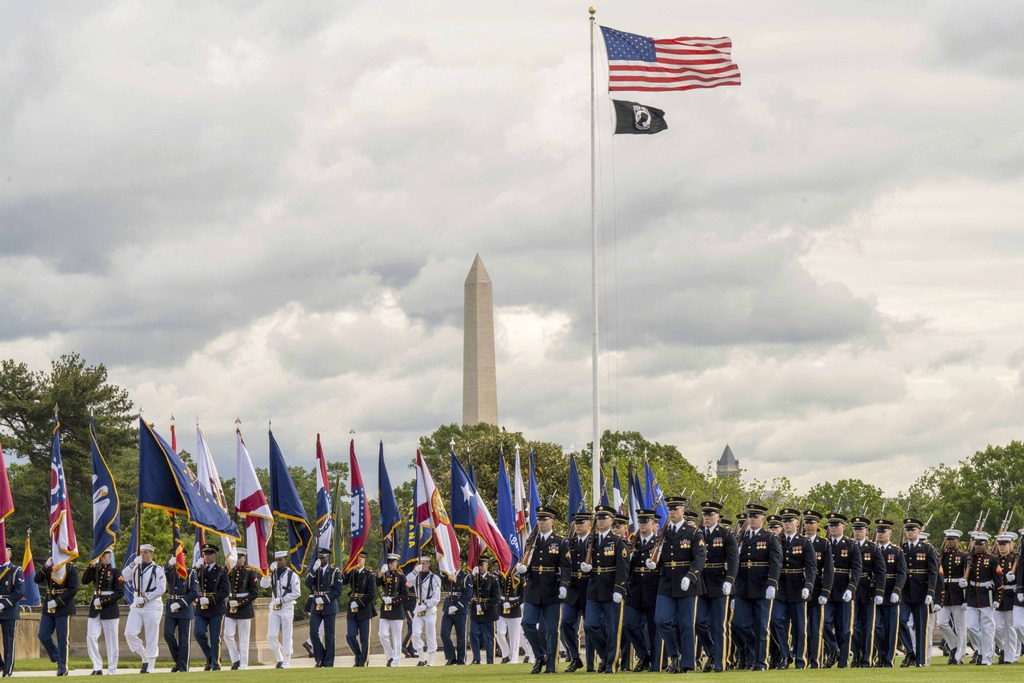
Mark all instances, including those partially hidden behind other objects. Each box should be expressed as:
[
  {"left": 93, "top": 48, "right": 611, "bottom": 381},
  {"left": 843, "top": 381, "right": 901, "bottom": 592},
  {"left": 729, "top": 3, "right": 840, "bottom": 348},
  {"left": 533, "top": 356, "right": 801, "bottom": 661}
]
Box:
[
  {"left": 235, "top": 428, "right": 273, "bottom": 576},
  {"left": 601, "top": 26, "right": 740, "bottom": 93},
  {"left": 415, "top": 449, "right": 460, "bottom": 580}
]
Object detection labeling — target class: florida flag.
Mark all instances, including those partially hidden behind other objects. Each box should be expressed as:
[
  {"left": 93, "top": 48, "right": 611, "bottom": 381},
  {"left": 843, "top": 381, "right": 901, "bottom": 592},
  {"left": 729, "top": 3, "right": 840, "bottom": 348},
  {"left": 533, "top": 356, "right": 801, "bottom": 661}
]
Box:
[
  {"left": 235, "top": 428, "right": 273, "bottom": 576},
  {"left": 415, "top": 449, "right": 460, "bottom": 580},
  {"left": 451, "top": 450, "right": 512, "bottom": 574},
  {"left": 344, "top": 439, "right": 370, "bottom": 571},
  {"left": 50, "top": 421, "right": 78, "bottom": 583}
]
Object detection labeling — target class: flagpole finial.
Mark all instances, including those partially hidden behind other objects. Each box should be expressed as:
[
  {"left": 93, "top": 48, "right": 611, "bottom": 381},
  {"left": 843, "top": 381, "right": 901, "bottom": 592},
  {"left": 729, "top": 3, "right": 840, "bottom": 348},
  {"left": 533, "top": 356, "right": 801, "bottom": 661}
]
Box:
[
  {"left": 515, "top": 443, "right": 521, "bottom": 456},
  {"left": 139, "top": 405, "right": 144, "bottom": 417},
  {"left": 589, "top": 6, "right": 596, "bottom": 15},
  {"left": 570, "top": 444, "right": 575, "bottom": 454},
  {"left": 268, "top": 418, "right": 272, "bottom": 430},
  {"left": 449, "top": 437, "right": 456, "bottom": 451},
  {"left": 54, "top": 403, "right": 59, "bottom": 422},
  {"left": 170, "top": 414, "right": 175, "bottom": 425},
  {"left": 349, "top": 429, "right": 355, "bottom": 435}
]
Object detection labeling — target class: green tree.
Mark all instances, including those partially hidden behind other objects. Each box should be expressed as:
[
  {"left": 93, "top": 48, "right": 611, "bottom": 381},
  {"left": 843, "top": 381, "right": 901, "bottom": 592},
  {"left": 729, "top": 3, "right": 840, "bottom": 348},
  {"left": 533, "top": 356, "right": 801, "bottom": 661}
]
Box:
[{"left": 804, "top": 479, "right": 886, "bottom": 520}]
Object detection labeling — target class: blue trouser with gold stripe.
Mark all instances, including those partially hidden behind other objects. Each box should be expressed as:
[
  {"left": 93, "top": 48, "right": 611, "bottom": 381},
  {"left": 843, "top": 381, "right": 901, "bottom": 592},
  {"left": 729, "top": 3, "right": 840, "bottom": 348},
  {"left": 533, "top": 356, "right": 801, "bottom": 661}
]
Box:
[
  {"left": 38, "top": 613, "right": 69, "bottom": 674},
  {"left": 585, "top": 599, "right": 624, "bottom": 670},
  {"left": 696, "top": 595, "right": 728, "bottom": 671},
  {"left": 770, "top": 599, "right": 807, "bottom": 667},
  {"left": 655, "top": 594, "right": 698, "bottom": 670},
  {"left": 733, "top": 597, "right": 772, "bottom": 670},
  {"left": 523, "top": 602, "right": 559, "bottom": 671},
  {"left": 875, "top": 603, "right": 899, "bottom": 667},
  {"left": 824, "top": 600, "right": 853, "bottom": 667}
]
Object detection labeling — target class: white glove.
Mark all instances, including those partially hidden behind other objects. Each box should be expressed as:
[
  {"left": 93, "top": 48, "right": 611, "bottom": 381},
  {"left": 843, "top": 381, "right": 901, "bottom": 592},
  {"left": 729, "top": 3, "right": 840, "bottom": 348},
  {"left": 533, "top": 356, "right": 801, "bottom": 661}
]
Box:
[
  {"left": 194, "top": 558, "right": 204, "bottom": 569},
  {"left": 925, "top": 595, "right": 933, "bottom": 606},
  {"left": 765, "top": 586, "right": 776, "bottom": 600},
  {"left": 890, "top": 592, "right": 899, "bottom": 604},
  {"left": 558, "top": 586, "right": 567, "bottom": 600},
  {"left": 993, "top": 601, "right": 1000, "bottom": 609},
  {"left": 645, "top": 558, "right": 657, "bottom": 570},
  {"left": 199, "top": 597, "right": 210, "bottom": 607},
  {"left": 45, "top": 558, "right": 54, "bottom": 568},
  {"left": 134, "top": 598, "right": 146, "bottom": 608},
  {"left": 980, "top": 580, "right": 994, "bottom": 589},
  {"left": 612, "top": 592, "right": 623, "bottom": 604},
  {"left": 448, "top": 606, "right": 457, "bottom": 615},
  {"left": 416, "top": 607, "right": 425, "bottom": 616},
  {"left": 93, "top": 598, "right": 101, "bottom": 608},
  {"left": 229, "top": 599, "right": 239, "bottom": 608},
  {"left": 722, "top": 581, "right": 732, "bottom": 596},
  {"left": 801, "top": 587, "right": 810, "bottom": 601},
  {"left": 350, "top": 601, "right": 358, "bottom": 610},
  {"left": 472, "top": 567, "right": 479, "bottom": 576},
  {"left": 414, "top": 565, "right": 422, "bottom": 574},
  {"left": 260, "top": 576, "right": 272, "bottom": 588},
  {"left": 874, "top": 595, "right": 883, "bottom": 606},
  {"left": 315, "top": 597, "right": 325, "bottom": 606},
  {"left": 0, "top": 603, "right": 4, "bottom": 612},
  {"left": 515, "top": 563, "right": 528, "bottom": 575},
  {"left": 1018, "top": 593, "right": 1024, "bottom": 603},
  {"left": 580, "top": 562, "right": 593, "bottom": 573},
  {"left": 312, "top": 560, "right": 321, "bottom": 572},
  {"left": 47, "top": 600, "right": 57, "bottom": 610},
  {"left": 842, "top": 589, "right": 852, "bottom": 603},
  {"left": 932, "top": 602, "right": 942, "bottom": 613},
  {"left": 1008, "top": 572, "right": 1016, "bottom": 582},
  {"left": 130, "top": 556, "right": 142, "bottom": 568},
  {"left": 383, "top": 596, "right": 392, "bottom": 605},
  {"left": 957, "top": 578, "right": 968, "bottom": 588},
  {"left": 380, "top": 565, "right": 388, "bottom": 574},
  {"left": 503, "top": 601, "right": 511, "bottom": 610},
  {"left": 271, "top": 598, "right": 281, "bottom": 608},
  {"left": 818, "top": 595, "right": 828, "bottom": 606},
  {"left": 680, "top": 577, "right": 691, "bottom": 592},
  {"left": 170, "top": 602, "right": 180, "bottom": 613},
  {"left": 167, "top": 557, "right": 176, "bottom": 568}
]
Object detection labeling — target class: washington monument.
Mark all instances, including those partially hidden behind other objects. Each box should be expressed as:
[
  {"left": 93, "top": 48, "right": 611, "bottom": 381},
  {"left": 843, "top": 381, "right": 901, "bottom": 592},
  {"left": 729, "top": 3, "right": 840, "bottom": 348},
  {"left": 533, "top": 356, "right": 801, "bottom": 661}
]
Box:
[{"left": 463, "top": 254, "right": 498, "bottom": 426}]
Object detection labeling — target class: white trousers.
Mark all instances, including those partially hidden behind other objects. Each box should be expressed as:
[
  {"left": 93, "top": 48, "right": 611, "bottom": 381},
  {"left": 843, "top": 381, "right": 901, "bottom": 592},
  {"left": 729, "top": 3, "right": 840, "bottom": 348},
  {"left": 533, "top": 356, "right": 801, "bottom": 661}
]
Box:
[
  {"left": 965, "top": 606, "right": 995, "bottom": 665},
  {"left": 994, "top": 609, "right": 1019, "bottom": 662},
  {"left": 267, "top": 607, "right": 295, "bottom": 666},
  {"left": 87, "top": 617, "right": 119, "bottom": 674},
  {"left": 936, "top": 605, "right": 968, "bottom": 662},
  {"left": 412, "top": 608, "right": 438, "bottom": 663},
  {"left": 124, "top": 603, "right": 162, "bottom": 666},
  {"left": 379, "top": 619, "right": 404, "bottom": 665},
  {"left": 496, "top": 616, "right": 523, "bottom": 663},
  {"left": 1014, "top": 606, "right": 1024, "bottom": 647},
  {"left": 224, "top": 617, "right": 252, "bottom": 669}
]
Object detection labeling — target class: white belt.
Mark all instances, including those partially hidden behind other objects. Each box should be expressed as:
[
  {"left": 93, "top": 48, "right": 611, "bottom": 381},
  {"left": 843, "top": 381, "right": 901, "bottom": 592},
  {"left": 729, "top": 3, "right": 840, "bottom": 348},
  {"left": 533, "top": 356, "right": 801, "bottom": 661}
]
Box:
[
  {"left": 235, "top": 592, "right": 249, "bottom": 597},
  {"left": 100, "top": 591, "right": 114, "bottom": 596}
]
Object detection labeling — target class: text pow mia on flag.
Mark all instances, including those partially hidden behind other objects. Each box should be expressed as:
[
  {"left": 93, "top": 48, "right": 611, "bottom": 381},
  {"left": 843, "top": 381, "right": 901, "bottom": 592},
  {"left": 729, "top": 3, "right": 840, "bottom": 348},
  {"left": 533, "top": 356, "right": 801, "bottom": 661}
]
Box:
[{"left": 613, "top": 100, "right": 667, "bottom": 135}]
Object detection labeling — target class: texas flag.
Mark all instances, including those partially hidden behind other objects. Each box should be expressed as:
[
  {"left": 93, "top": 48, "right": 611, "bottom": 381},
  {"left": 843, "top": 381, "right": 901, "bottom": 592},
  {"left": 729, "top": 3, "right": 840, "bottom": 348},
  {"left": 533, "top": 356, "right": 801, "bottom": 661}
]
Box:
[
  {"left": 450, "top": 450, "right": 512, "bottom": 574},
  {"left": 235, "top": 428, "right": 273, "bottom": 576},
  {"left": 344, "top": 439, "right": 370, "bottom": 571},
  {"left": 415, "top": 449, "right": 460, "bottom": 580}
]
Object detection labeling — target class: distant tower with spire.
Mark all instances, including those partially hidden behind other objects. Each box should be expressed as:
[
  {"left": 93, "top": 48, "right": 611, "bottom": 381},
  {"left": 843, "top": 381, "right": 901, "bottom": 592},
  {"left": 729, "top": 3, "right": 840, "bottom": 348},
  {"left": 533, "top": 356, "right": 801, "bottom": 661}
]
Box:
[
  {"left": 717, "top": 444, "right": 740, "bottom": 478},
  {"left": 463, "top": 254, "right": 498, "bottom": 426}
]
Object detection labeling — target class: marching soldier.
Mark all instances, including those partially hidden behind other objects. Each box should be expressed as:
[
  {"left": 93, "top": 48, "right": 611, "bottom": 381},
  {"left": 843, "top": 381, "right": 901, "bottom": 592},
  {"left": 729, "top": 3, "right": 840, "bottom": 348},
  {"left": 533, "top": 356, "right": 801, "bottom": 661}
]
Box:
[
  {"left": 408, "top": 555, "right": 441, "bottom": 666},
  {"left": 223, "top": 549, "right": 258, "bottom": 670},
  {"left": 648, "top": 498, "right": 705, "bottom": 674},
  {"left": 125, "top": 544, "right": 166, "bottom": 674},
  {"left": 83, "top": 549, "right": 125, "bottom": 676},
  {"left": 873, "top": 518, "right": 907, "bottom": 668},
  {"left": 898, "top": 518, "right": 938, "bottom": 667},
  {"left": 469, "top": 556, "right": 499, "bottom": 664},
  {"left": 518, "top": 505, "right": 564, "bottom": 675},
  {"left": 849, "top": 516, "right": 885, "bottom": 667},
  {"left": 496, "top": 560, "right": 525, "bottom": 663},
  {"left": 802, "top": 509, "right": 835, "bottom": 669},
  {"left": 961, "top": 531, "right": 1002, "bottom": 665},
  {"left": 560, "top": 512, "right": 595, "bottom": 672},
  {"left": 993, "top": 532, "right": 1017, "bottom": 663},
  {"left": 0, "top": 543, "right": 25, "bottom": 678},
  {"left": 194, "top": 544, "right": 229, "bottom": 671},
  {"left": 623, "top": 509, "right": 660, "bottom": 672},
  {"left": 162, "top": 551, "right": 198, "bottom": 673},
  {"left": 581, "top": 505, "right": 630, "bottom": 673},
  {"left": 770, "top": 508, "right": 815, "bottom": 670},
  {"left": 36, "top": 556, "right": 80, "bottom": 676},
  {"left": 696, "top": 500, "right": 738, "bottom": 673},
  {"left": 440, "top": 552, "right": 472, "bottom": 666},
  {"left": 732, "top": 502, "right": 782, "bottom": 671},
  {"left": 377, "top": 553, "right": 409, "bottom": 667},
  {"left": 935, "top": 528, "right": 968, "bottom": 664},
  {"left": 262, "top": 550, "right": 301, "bottom": 668},
  {"left": 343, "top": 549, "right": 376, "bottom": 668},
  {"left": 305, "top": 546, "right": 343, "bottom": 668},
  {"left": 822, "top": 511, "right": 862, "bottom": 669}
]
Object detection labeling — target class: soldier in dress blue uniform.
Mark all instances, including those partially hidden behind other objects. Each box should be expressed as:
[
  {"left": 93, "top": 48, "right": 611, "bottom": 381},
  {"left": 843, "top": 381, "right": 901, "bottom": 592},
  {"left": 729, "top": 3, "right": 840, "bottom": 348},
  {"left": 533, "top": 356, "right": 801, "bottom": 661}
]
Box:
[
  {"left": 194, "top": 544, "right": 229, "bottom": 671},
  {"left": 801, "top": 509, "right": 835, "bottom": 669},
  {"left": 873, "top": 518, "right": 907, "bottom": 668},
  {"left": 518, "top": 505, "right": 565, "bottom": 675},
  {"left": 770, "top": 508, "right": 816, "bottom": 669},
  {"left": 849, "top": 516, "right": 885, "bottom": 667},
  {"left": 732, "top": 502, "right": 782, "bottom": 671},
  {"left": 581, "top": 505, "right": 630, "bottom": 673},
  {"left": 560, "top": 512, "right": 596, "bottom": 672},
  {"left": 821, "top": 512, "right": 861, "bottom": 669},
  {"left": 0, "top": 543, "right": 25, "bottom": 678},
  {"left": 935, "top": 528, "right": 968, "bottom": 664},
  {"left": 37, "top": 556, "right": 79, "bottom": 677},
  {"left": 469, "top": 556, "right": 500, "bottom": 664},
  {"left": 961, "top": 531, "right": 1002, "bottom": 665},
  {"left": 623, "top": 509, "right": 660, "bottom": 672},
  {"left": 162, "top": 551, "right": 198, "bottom": 673},
  {"left": 441, "top": 552, "right": 472, "bottom": 666},
  {"left": 305, "top": 546, "right": 343, "bottom": 668},
  {"left": 343, "top": 549, "right": 377, "bottom": 668},
  {"left": 696, "top": 500, "right": 738, "bottom": 673},
  {"left": 898, "top": 517, "right": 938, "bottom": 667}
]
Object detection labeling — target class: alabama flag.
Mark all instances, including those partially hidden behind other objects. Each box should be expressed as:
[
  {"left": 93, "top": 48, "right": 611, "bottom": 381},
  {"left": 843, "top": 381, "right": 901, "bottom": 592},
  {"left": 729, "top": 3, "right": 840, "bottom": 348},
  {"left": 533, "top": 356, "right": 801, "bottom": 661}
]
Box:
[
  {"left": 235, "top": 428, "right": 273, "bottom": 576},
  {"left": 415, "top": 449, "right": 460, "bottom": 580}
]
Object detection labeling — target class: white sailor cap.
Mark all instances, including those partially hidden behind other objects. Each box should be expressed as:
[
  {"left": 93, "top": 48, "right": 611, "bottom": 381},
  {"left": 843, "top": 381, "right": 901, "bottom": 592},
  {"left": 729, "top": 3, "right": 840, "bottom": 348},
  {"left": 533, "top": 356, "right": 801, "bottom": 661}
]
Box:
[
  {"left": 943, "top": 529, "right": 962, "bottom": 539},
  {"left": 418, "top": 555, "right": 432, "bottom": 562},
  {"left": 235, "top": 547, "right": 248, "bottom": 556},
  {"left": 274, "top": 551, "right": 288, "bottom": 559},
  {"left": 139, "top": 544, "right": 156, "bottom": 552}
]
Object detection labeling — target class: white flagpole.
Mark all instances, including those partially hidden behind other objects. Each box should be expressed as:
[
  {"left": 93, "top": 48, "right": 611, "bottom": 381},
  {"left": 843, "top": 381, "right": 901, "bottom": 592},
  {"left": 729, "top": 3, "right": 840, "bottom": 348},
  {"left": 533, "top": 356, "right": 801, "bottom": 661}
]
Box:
[{"left": 589, "top": 7, "right": 601, "bottom": 506}]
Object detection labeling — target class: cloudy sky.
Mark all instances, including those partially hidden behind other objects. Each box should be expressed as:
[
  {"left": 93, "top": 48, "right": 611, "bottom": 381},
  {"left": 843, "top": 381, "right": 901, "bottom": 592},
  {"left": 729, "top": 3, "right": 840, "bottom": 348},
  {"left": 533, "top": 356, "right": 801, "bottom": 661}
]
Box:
[{"left": 2, "top": 1, "right": 1023, "bottom": 497}]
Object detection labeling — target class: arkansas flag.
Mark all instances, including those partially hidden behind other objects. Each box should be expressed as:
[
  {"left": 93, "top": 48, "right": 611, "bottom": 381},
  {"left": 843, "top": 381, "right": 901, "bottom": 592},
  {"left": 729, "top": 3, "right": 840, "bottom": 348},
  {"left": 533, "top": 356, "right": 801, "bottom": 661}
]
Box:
[
  {"left": 415, "top": 449, "right": 460, "bottom": 580},
  {"left": 344, "top": 439, "right": 370, "bottom": 571},
  {"left": 451, "top": 450, "right": 512, "bottom": 574},
  {"left": 49, "top": 421, "right": 78, "bottom": 583},
  {"left": 235, "top": 428, "right": 273, "bottom": 576}
]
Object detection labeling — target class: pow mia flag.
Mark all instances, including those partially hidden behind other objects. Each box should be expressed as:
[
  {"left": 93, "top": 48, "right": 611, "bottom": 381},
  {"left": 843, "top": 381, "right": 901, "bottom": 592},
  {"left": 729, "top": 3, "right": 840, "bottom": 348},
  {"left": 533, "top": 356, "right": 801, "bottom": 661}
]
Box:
[{"left": 612, "top": 99, "right": 667, "bottom": 135}]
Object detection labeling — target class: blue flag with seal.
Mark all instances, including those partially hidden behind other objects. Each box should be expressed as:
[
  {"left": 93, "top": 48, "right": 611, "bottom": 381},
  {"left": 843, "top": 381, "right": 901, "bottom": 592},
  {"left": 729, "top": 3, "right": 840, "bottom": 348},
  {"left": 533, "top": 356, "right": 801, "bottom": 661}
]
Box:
[
  {"left": 496, "top": 451, "right": 522, "bottom": 568},
  {"left": 378, "top": 442, "right": 402, "bottom": 562},
  {"left": 568, "top": 453, "right": 587, "bottom": 527},
  {"left": 268, "top": 429, "right": 312, "bottom": 572},
  {"left": 90, "top": 416, "right": 120, "bottom": 563},
  {"left": 644, "top": 458, "right": 668, "bottom": 526},
  {"left": 138, "top": 419, "right": 238, "bottom": 538},
  {"left": 528, "top": 450, "right": 541, "bottom": 529}
]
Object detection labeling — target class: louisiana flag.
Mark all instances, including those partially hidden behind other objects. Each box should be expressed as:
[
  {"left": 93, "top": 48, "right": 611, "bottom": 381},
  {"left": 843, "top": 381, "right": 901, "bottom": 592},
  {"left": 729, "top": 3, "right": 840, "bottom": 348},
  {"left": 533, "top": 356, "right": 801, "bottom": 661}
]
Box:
[{"left": 613, "top": 100, "right": 667, "bottom": 135}]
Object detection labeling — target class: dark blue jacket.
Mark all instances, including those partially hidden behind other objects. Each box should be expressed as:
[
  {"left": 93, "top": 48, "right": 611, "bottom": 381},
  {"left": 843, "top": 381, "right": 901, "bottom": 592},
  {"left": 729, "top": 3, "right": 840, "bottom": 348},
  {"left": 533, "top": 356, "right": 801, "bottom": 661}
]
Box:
[
  {"left": 164, "top": 566, "right": 199, "bottom": 619},
  {"left": 0, "top": 564, "right": 24, "bottom": 621}
]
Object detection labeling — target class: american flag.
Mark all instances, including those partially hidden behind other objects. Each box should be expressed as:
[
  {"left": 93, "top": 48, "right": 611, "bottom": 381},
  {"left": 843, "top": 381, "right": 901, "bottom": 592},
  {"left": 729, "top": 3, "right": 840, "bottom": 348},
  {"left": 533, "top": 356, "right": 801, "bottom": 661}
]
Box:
[{"left": 601, "top": 26, "right": 741, "bottom": 93}]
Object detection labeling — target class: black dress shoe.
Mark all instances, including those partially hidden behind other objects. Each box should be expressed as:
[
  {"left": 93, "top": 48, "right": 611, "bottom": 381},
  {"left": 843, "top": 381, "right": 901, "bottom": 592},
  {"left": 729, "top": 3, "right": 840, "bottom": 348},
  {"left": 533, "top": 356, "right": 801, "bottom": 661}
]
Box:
[
  {"left": 140, "top": 663, "right": 149, "bottom": 674},
  {"left": 531, "top": 657, "right": 545, "bottom": 674},
  {"left": 303, "top": 642, "right": 315, "bottom": 657},
  {"left": 171, "top": 666, "right": 179, "bottom": 673},
  {"left": 565, "top": 658, "right": 582, "bottom": 673},
  {"left": 702, "top": 660, "right": 714, "bottom": 673},
  {"left": 633, "top": 656, "right": 650, "bottom": 672},
  {"left": 57, "top": 672, "right": 68, "bottom": 677},
  {"left": 501, "top": 657, "right": 510, "bottom": 664},
  {"left": 417, "top": 661, "right": 427, "bottom": 667},
  {"left": 900, "top": 655, "right": 915, "bottom": 668},
  {"left": 203, "top": 664, "right": 212, "bottom": 671},
  {"left": 231, "top": 662, "right": 240, "bottom": 671},
  {"left": 276, "top": 662, "right": 284, "bottom": 669}
]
